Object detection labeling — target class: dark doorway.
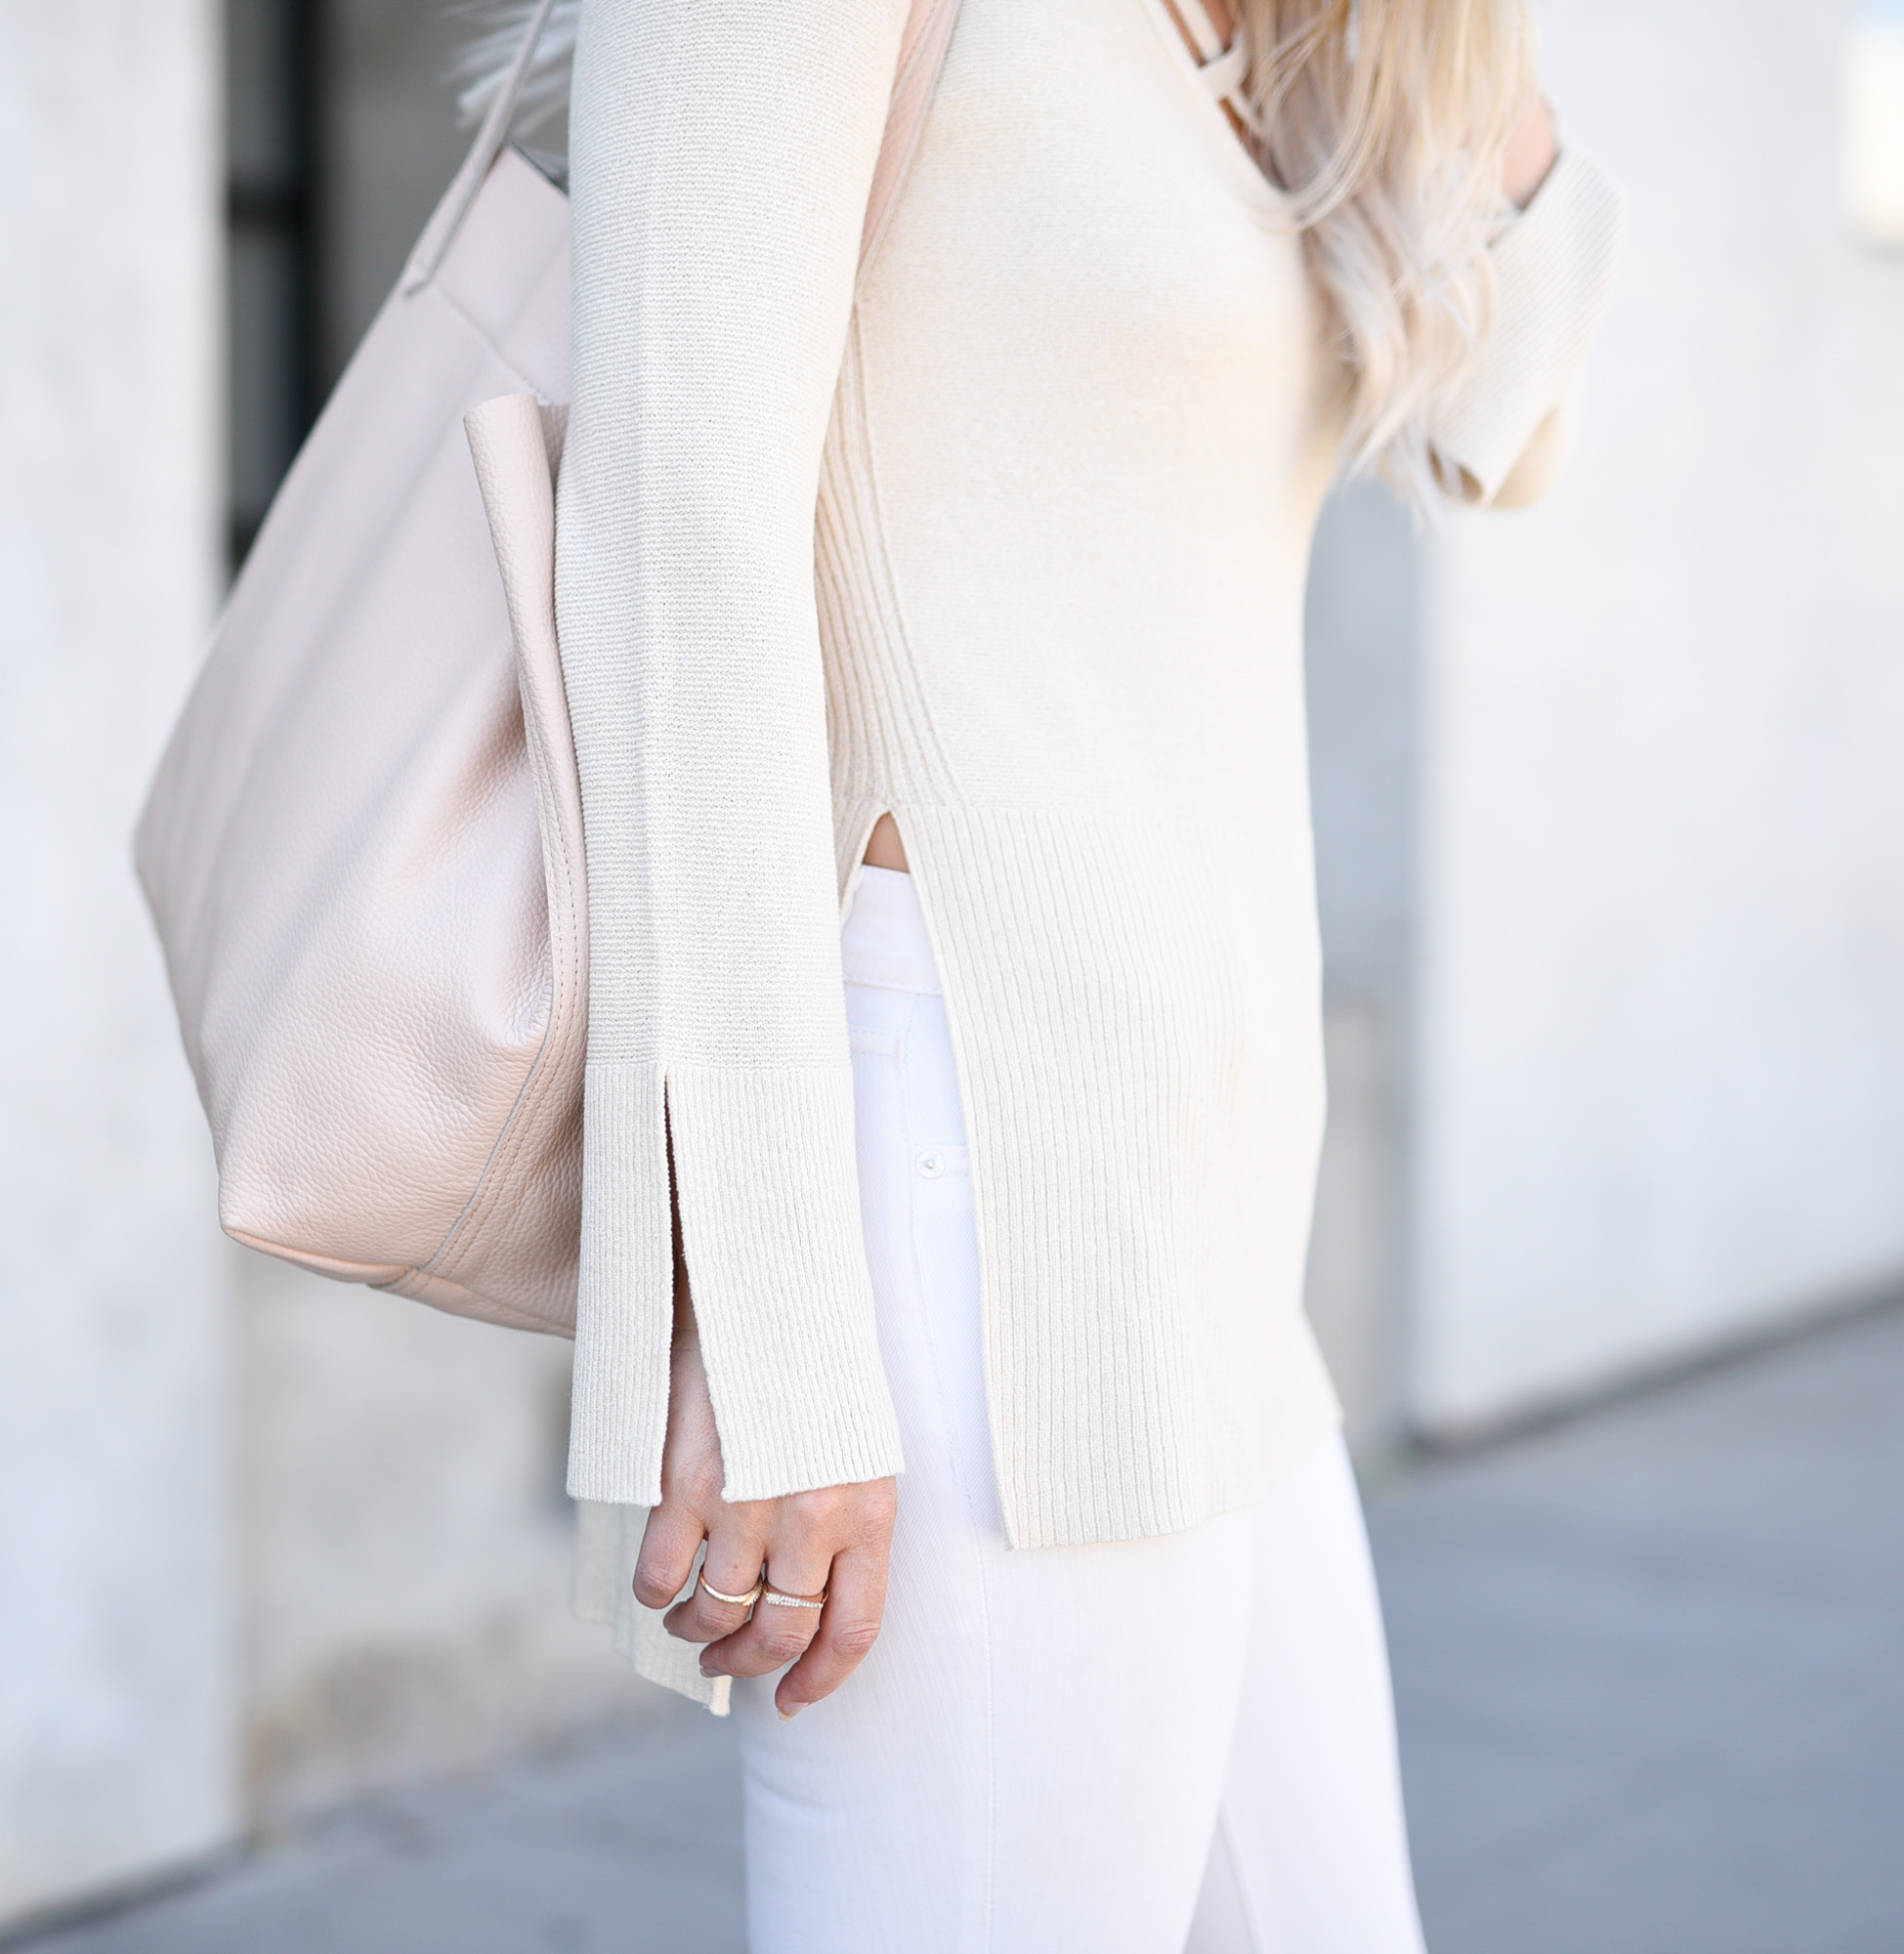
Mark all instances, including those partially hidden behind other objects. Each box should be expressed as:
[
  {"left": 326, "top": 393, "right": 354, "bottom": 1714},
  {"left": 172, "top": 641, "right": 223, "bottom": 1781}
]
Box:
[
  {"left": 226, "top": 0, "right": 321, "bottom": 567},
  {"left": 224, "top": 0, "right": 477, "bottom": 569}
]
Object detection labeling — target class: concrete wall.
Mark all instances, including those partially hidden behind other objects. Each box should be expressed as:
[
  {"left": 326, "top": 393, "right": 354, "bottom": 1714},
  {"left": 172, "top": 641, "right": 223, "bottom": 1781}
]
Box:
[
  {"left": 1303, "top": 485, "right": 1423, "bottom": 1453},
  {"left": 1413, "top": 0, "right": 1904, "bottom": 1432},
  {"left": 239, "top": 1267, "right": 651, "bottom": 1824},
  {"left": 0, "top": 0, "right": 233, "bottom": 1925},
  {"left": 0, "top": 8, "right": 652, "bottom": 1923}
]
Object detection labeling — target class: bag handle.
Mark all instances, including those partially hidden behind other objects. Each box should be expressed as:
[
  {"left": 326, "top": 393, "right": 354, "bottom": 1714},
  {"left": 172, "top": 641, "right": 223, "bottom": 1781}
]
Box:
[
  {"left": 403, "top": 0, "right": 563, "bottom": 295},
  {"left": 404, "top": 0, "right": 962, "bottom": 298}
]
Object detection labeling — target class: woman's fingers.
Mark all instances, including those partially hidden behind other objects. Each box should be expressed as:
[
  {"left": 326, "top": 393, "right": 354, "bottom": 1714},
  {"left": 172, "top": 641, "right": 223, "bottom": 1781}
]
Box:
[
  {"left": 698, "top": 1533, "right": 835, "bottom": 1681},
  {"left": 774, "top": 1538, "right": 890, "bottom": 1715},
  {"left": 663, "top": 1525, "right": 767, "bottom": 1644},
  {"left": 642, "top": 1477, "right": 899, "bottom": 1698},
  {"left": 633, "top": 1499, "right": 707, "bottom": 1612}
]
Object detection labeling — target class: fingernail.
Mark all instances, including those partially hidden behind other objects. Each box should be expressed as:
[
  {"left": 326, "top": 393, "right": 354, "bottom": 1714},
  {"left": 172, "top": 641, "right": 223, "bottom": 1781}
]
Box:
[{"left": 778, "top": 1704, "right": 803, "bottom": 1722}]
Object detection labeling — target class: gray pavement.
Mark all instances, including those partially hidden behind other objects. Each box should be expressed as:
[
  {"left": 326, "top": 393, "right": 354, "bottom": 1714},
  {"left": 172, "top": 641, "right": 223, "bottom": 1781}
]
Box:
[
  {"left": 20, "top": 1304, "right": 1904, "bottom": 1953},
  {"left": 18, "top": 1701, "right": 746, "bottom": 1954},
  {"left": 1378, "top": 1301, "right": 1904, "bottom": 1954}
]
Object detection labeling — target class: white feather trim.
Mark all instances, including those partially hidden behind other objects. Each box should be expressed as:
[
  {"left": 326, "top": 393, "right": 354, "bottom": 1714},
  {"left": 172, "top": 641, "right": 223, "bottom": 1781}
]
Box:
[{"left": 449, "top": 0, "right": 580, "bottom": 134}]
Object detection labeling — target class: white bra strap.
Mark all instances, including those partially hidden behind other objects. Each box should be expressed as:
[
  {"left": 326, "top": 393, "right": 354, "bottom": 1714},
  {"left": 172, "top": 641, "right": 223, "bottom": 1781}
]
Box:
[
  {"left": 1198, "top": 37, "right": 1248, "bottom": 105},
  {"left": 402, "top": 0, "right": 562, "bottom": 295}
]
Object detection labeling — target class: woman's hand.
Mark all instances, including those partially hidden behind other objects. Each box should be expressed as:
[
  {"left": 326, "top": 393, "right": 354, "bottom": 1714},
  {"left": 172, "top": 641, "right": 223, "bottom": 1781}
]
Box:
[
  {"left": 1502, "top": 89, "right": 1560, "bottom": 210},
  {"left": 633, "top": 1272, "right": 898, "bottom": 1719}
]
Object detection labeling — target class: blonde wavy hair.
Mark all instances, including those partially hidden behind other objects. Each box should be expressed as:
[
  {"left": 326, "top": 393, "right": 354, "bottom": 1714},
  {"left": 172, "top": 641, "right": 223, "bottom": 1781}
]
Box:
[
  {"left": 1229, "top": 0, "right": 1535, "bottom": 503},
  {"left": 457, "top": 0, "right": 1533, "bottom": 504}
]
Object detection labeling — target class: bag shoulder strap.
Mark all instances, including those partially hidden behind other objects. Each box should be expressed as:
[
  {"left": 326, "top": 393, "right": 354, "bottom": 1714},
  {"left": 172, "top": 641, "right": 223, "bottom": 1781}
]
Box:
[
  {"left": 403, "top": 0, "right": 563, "bottom": 295},
  {"left": 403, "top": 0, "right": 962, "bottom": 298}
]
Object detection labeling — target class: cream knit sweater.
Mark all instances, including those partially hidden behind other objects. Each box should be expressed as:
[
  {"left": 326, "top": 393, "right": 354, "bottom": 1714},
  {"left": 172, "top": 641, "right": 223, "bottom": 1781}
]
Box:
[{"left": 556, "top": 0, "right": 1625, "bottom": 1550}]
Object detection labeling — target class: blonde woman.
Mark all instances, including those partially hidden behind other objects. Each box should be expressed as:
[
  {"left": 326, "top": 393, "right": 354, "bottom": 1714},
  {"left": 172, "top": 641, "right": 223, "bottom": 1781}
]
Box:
[{"left": 498, "top": 0, "right": 1627, "bottom": 1944}]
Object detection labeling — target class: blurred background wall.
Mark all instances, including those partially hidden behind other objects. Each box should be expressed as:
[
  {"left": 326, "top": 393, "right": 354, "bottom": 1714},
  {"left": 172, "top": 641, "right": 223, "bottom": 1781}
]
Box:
[
  {"left": 3, "top": 0, "right": 646, "bottom": 1933},
  {"left": 2, "top": 0, "right": 1901, "bottom": 1932},
  {"left": 0, "top": 0, "right": 234, "bottom": 1923},
  {"left": 1405, "top": 0, "right": 1904, "bottom": 1434},
  {"left": 1306, "top": 0, "right": 1904, "bottom": 1449}
]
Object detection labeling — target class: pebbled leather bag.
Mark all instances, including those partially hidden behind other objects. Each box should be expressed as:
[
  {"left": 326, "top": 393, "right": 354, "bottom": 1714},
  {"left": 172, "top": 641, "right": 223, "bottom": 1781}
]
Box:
[{"left": 137, "top": 0, "right": 961, "bottom": 1335}]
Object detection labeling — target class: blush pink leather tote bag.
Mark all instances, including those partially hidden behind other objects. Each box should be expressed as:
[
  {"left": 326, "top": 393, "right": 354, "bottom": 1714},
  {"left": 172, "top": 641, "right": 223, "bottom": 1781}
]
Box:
[{"left": 137, "top": 0, "right": 961, "bottom": 1335}]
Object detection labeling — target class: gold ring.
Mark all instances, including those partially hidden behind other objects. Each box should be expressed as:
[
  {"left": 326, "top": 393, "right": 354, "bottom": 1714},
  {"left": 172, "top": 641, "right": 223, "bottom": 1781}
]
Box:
[
  {"left": 761, "top": 1586, "right": 826, "bottom": 1611},
  {"left": 698, "top": 1571, "right": 764, "bottom": 1608}
]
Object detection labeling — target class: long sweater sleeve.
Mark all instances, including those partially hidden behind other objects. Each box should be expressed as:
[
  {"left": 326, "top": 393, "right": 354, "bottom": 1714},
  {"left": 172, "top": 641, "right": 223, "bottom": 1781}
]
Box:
[
  {"left": 1432, "top": 146, "right": 1629, "bottom": 506},
  {"left": 556, "top": 0, "right": 911, "bottom": 1507}
]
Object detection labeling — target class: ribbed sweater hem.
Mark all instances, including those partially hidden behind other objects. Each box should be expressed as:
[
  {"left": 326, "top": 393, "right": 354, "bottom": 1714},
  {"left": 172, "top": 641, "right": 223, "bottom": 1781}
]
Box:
[{"left": 573, "top": 1503, "right": 733, "bottom": 1714}]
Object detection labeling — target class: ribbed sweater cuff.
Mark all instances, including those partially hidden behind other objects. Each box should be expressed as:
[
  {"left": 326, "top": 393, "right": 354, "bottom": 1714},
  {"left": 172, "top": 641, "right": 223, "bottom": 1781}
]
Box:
[
  {"left": 1433, "top": 147, "right": 1629, "bottom": 504},
  {"left": 567, "top": 1064, "right": 672, "bottom": 1506},
  {"left": 566, "top": 1059, "right": 905, "bottom": 1508},
  {"left": 670, "top": 1060, "right": 905, "bottom": 1499}
]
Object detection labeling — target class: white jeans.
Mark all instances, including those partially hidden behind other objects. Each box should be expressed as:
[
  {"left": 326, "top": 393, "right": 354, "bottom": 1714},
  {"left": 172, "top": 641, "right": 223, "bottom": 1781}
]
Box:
[{"left": 732, "top": 867, "right": 1427, "bottom": 1954}]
